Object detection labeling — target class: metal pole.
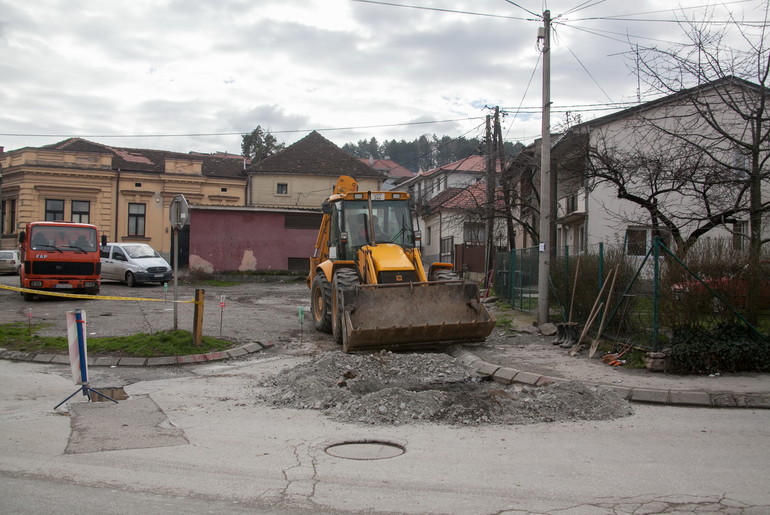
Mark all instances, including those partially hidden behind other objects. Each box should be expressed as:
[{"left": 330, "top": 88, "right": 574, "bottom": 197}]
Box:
[
  {"left": 537, "top": 10, "right": 552, "bottom": 325},
  {"left": 173, "top": 227, "right": 179, "bottom": 330}
]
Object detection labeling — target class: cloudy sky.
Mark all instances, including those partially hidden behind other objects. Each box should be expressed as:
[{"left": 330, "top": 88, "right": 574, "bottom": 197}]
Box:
[{"left": 0, "top": 0, "right": 766, "bottom": 156}]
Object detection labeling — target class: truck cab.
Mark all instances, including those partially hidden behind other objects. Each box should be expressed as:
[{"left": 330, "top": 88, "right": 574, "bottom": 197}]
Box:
[{"left": 18, "top": 221, "right": 103, "bottom": 300}]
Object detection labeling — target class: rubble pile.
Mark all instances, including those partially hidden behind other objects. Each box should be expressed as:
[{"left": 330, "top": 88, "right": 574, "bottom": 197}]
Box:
[{"left": 261, "top": 351, "right": 633, "bottom": 426}]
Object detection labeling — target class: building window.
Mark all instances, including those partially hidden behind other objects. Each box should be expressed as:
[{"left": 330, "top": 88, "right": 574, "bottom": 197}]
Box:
[
  {"left": 0, "top": 199, "right": 11, "bottom": 234},
  {"left": 733, "top": 221, "right": 748, "bottom": 251},
  {"left": 276, "top": 183, "right": 288, "bottom": 195},
  {"left": 72, "top": 201, "right": 90, "bottom": 224},
  {"left": 625, "top": 227, "right": 648, "bottom": 256},
  {"left": 440, "top": 236, "right": 454, "bottom": 263},
  {"left": 426, "top": 226, "right": 432, "bottom": 246},
  {"left": 625, "top": 227, "right": 670, "bottom": 256},
  {"left": 463, "top": 222, "right": 486, "bottom": 245},
  {"left": 128, "top": 203, "right": 146, "bottom": 236},
  {"left": 45, "top": 199, "right": 65, "bottom": 221}
]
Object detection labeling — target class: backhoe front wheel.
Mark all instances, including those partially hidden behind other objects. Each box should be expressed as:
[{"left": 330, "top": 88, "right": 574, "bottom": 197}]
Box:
[
  {"left": 311, "top": 273, "right": 332, "bottom": 333},
  {"left": 331, "top": 268, "right": 360, "bottom": 346}
]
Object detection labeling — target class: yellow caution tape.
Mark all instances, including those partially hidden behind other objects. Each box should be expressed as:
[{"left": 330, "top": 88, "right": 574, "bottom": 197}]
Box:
[{"left": 0, "top": 284, "right": 196, "bottom": 303}]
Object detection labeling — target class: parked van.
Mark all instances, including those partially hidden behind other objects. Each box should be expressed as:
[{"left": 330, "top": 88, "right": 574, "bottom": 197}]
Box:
[{"left": 100, "top": 243, "right": 173, "bottom": 287}]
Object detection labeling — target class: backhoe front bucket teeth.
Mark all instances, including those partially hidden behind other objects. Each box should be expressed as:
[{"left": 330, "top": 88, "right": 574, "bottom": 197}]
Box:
[{"left": 340, "top": 281, "right": 496, "bottom": 352}]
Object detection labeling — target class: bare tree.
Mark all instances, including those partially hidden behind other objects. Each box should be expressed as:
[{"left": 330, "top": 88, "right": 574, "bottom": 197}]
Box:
[{"left": 632, "top": 8, "right": 769, "bottom": 257}]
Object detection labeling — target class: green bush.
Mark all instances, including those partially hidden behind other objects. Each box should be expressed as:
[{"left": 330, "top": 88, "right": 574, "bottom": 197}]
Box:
[{"left": 668, "top": 323, "right": 770, "bottom": 374}]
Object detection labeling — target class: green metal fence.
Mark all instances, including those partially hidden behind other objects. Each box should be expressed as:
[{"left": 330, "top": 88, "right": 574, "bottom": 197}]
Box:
[{"left": 494, "top": 239, "right": 769, "bottom": 351}]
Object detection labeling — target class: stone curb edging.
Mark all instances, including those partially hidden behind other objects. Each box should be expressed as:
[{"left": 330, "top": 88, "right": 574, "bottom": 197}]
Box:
[
  {"left": 0, "top": 341, "right": 273, "bottom": 367},
  {"left": 450, "top": 347, "right": 770, "bottom": 409}
]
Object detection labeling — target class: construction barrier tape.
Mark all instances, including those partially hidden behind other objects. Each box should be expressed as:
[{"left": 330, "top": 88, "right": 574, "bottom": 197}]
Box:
[{"left": 0, "top": 284, "right": 196, "bottom": 303}]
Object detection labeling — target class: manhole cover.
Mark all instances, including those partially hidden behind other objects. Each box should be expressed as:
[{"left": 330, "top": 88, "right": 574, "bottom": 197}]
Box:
[{"left": 325, "top": 440, "right": 405, "bottom": 460}]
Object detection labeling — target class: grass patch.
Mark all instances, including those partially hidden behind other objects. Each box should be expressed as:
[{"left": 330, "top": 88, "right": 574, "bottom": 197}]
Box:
[{"left": 0, "top": 322, "right": 235, "bottom": 358}]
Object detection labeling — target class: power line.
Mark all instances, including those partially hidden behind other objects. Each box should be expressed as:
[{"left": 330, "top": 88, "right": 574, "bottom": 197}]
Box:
[
  {"left": 0, "top": 117, "right": 485, "bottom": 140},
  {"left": 349, "top": 0, "right": 533, "bottom": 20}
]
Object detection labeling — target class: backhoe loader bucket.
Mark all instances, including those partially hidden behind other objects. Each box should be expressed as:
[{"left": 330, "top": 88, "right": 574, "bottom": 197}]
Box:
[{"left": 340, "top": 280, "right": 496, "bottom": 352}]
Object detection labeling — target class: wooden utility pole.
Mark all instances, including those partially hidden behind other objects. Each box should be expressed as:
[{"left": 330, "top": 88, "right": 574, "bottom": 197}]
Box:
[
  {"left": 485, "top": 110, "right": 499, "bottom": 283},
  {"left": 537, "top": 10, "right": 552, "bottom": 325},
  {"left": 484, "top": 114, "right": 494, "bottom": 283}
]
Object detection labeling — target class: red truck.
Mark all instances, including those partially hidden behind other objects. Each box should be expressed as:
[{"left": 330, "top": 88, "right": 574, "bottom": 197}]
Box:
[{"left": 18, "top": 221, "right": 105, "bottom": 301}]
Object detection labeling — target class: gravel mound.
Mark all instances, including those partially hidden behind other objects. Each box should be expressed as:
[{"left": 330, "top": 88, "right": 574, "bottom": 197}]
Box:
[{"left": 260, "top": 351, "right": 633, "bottom": 426}]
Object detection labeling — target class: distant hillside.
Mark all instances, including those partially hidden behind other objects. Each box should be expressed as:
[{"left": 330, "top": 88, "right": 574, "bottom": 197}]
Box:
[{"left": 342, "top": 134, "right": 523, "bottom": 173}]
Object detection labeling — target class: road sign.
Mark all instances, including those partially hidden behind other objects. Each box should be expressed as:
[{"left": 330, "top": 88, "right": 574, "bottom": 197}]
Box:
[{"left": 170, "top": 194, "right": 189, "bottom": 230}]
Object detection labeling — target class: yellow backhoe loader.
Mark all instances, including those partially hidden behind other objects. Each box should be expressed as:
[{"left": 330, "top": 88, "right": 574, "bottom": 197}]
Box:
[{"left": 308, "top": 175, "right": 495, "bottom": 352}]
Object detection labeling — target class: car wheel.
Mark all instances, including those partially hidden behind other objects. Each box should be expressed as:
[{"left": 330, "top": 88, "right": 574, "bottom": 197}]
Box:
[{"left": 125, "top": 272, "right": 136, "bottom": 287}]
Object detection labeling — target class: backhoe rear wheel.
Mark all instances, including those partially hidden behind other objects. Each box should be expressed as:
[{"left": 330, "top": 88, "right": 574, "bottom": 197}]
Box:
[
  {"left": 311, "top": 273, "right": 332, "bottom": 333},
  {"left": 331, "top": 268, "right": 360, "bottom": 346}
]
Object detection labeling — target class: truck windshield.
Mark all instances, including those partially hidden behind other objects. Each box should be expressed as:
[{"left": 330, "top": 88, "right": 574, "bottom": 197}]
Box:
[
  {"left": 342, "top": 199, "right": 415, "bottom": 248},
  {"left": 29, "top": 226, "right": 97, "bottom": 252}
]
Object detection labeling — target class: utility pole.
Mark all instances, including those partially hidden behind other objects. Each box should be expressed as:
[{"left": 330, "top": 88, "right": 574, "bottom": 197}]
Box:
[
  {"left": 484, "top": 114, "right": 495, "bottom": 285},
  {"left": 537, "top": 10, "right": 552, "bottom": 325}
]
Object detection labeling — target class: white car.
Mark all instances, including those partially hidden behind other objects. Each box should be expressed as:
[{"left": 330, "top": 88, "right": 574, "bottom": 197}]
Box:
[
  {"left": 0, "top": 249, "right": 21, "bottom": 275},
  {"left": 100, "top": 243, "right": 173, "bottom": 287}
]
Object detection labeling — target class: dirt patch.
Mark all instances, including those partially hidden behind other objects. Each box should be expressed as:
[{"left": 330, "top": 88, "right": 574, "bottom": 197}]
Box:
[{"left": 260, "top": 351, "right": 633, "bottom": 426}]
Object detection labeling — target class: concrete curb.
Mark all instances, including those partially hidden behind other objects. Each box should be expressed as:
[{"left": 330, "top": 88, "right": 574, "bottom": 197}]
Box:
[
  {"left": 0, "top": 341, "right": 274, "bottom": 367},
  {"left": 450, "top": 347, "right": 770, "bottom": 409}
]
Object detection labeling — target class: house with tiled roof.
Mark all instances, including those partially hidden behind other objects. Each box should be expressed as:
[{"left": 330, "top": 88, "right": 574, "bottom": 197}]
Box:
[
  {"left": 359, "top": 157, "right": 414, "bottom": 190},
  {"left": 0, "top": 138, "right": 247, "bottom": 260},
  {"left": 417, "top": 181, "right": 508, "bottom": 279},
  {"left": 399, "top": 154, "right": 488, "bottom": 206},
  {"left": 246, "top": 131, "right": 384, "bottom": 209},
  {"left": 184, "top": 131, "right": 385, "bottom": 274}
]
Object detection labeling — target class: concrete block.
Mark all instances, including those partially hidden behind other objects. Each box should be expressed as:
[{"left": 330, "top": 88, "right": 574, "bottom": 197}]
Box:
[
  {"left": 93, "top": 357, "right": 120, "bottom": 367},
  {"left": 146, "top": 356, "right": 177, "bottom": 366},
  {"left": 242, "top": 343, "right": 263, "bottom": 354},
  {"left": 117, "top": 357, "right": 147, "bottom": 367},
  {"left": 492, "top": 367, "right": 518, "bottom": 384},
  {"left": 711, "top": 394, "right": 737, "bottom": 407},
  {"left": 745, "top": 393, "right": 770, "bottom": 409},
  {"left": 604, "top": 385, "right": 632, "bottom": 400},
  {"left": 4, "top": 350, "right": 36, "bottom": 361},
  {"left": 177, "top": 354, "right": 208, "bottom": 364},
  {"left": 535, "top": 376, "right": 557, "bottom": 386},
  {"left": 474, "top": 361, "right": 499, "bottom": 376},
  {"left": 50, "top": 355, "right": 70, "bottom": 365},
  {"left": 31, "top": 354, "right": 56, "bottom": 363},
  {"left": 512, "top": 371, "right": 542, "bottom": 385},
  {"left": 203, "top": 351, "right": 227, "bottom": 361},
  {"left": 630, "top": 388, "right": 670, "bottom": 404},
  {"left": 669, "top": 390, "right": 712, "bottom": 407},
  {"left": 227, "top": 347, "right": 248, "bottom": 358}
]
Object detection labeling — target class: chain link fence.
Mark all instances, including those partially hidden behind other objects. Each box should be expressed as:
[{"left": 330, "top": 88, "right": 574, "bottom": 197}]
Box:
[{"left": 494, "top": 239, "right": 770, "bottom": 352}]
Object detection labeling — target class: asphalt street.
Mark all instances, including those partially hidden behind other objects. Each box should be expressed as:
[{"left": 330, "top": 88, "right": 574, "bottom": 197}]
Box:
[{"left": 1, "top": 274, "right": 770, "bottom": 513}]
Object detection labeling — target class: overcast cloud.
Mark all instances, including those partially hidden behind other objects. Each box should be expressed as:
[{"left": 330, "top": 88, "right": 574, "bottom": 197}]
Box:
[{"left": 0, "top": 0, "right": 766, "bottom": 155}]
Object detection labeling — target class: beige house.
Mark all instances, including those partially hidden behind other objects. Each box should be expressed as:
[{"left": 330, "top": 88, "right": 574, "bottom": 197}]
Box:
[
  {"left": 0, "top": 138, "right": 247, "bottom": 258},
  {"left": 246, "top": 131, "right": 384, "bottom": 209}
]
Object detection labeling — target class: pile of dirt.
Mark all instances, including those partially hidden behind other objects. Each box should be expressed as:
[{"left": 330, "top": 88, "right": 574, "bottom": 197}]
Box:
[{"left": 260, "top": 351, "right": 633, "bottom": 426}]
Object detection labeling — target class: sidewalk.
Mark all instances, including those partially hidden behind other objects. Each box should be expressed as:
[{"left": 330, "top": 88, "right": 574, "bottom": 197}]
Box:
[{"left": 452, "top": 327, "right": 770, "bottom": 409}]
